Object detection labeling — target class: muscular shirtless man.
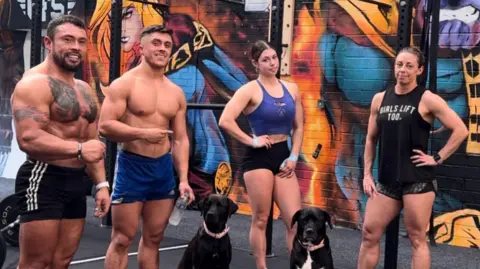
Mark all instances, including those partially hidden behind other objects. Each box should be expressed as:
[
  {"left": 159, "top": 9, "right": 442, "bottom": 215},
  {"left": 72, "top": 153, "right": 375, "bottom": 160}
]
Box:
[
  {"left": 99, "top": 25, "right": 195, "bottom": 269},
  {"left": 11, "top": 15, "right": 110, "bottom": 269}
]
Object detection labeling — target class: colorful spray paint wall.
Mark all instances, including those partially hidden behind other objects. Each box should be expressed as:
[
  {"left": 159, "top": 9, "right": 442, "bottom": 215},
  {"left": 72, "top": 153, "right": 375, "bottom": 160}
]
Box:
[
  {"left": 0, "top": 0, "right": 479, "bottom": 249},
  {"left": 289, "top": 0, "right": 480, "bottom": 248},
  {"left": 84, "top": 0, "right": 272, "bottom": 215},
  {"left": 0, "top": 0, "right": 86, "bottom": 182}
]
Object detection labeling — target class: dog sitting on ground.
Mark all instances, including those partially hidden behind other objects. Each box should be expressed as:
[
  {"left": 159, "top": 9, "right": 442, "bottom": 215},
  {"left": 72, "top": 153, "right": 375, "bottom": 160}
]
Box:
[
  {"left": 290, "top": 207, "right": 334, "bottom": 269},
  {"left": 177, "top": 194, "right": 238, "bottom": 269}
]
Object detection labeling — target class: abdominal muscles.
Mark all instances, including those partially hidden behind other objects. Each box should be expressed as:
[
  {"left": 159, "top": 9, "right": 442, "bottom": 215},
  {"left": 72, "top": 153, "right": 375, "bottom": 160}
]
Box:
[{"left": 121, "top": 110, "right": 173, "bottom": 158}]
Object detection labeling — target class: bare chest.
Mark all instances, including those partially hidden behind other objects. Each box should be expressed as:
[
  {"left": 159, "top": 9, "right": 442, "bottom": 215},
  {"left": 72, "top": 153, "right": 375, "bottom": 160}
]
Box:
[
  {"left": 127, "top": 88, "right": 179, "bottom": 120},
  {"left": 48, "top": 78, "right": 97, "bottom": 124}
]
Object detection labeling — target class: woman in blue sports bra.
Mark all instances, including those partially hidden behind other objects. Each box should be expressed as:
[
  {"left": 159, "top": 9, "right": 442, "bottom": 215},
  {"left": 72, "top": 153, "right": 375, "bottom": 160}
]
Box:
[{"left": 219, "top": 40, "right": 304, "bottom": 269}]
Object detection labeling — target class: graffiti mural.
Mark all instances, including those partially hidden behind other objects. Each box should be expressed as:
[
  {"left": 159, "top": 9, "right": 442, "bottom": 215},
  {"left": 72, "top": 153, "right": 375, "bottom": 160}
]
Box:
[
  {"left": 290, "top": 0, "right": 480, "bottom": 247},
  {"left": 0, "top": 30, "right": 26, "bottom": 178},
  {"left": 0, "top": 0, "right": 478, "bottom": 249},
  {"left": 85, "top": 0, "right": 269, "bottom": 210},
  {"left": 0, "top": 0, "right": 84, "bottom": 29}
]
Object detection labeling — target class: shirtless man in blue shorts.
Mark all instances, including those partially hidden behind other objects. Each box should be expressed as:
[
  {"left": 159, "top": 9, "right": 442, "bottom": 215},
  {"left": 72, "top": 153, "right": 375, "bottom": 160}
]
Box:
[{"left": 99, "top": 25, "right": 195, "bottom": 269}]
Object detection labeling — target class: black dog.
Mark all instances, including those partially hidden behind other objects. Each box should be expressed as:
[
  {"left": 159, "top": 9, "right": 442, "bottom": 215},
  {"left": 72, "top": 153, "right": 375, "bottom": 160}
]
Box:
[
  {"left": 177, "top": 194, "right": 238, "bottom": 269},
  {"left": 290, "top": 207, "right": 334, "bottom": 269}
]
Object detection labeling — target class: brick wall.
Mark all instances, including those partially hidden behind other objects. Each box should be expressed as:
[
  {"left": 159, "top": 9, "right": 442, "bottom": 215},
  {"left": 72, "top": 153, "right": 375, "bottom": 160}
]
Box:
[
  {"left": 0, "top": 0, "right": 479, "bottom": 249},
  {"left": 83, "top": 0, "right": 270, "bottom": 215},
  {"left": 289, "top": 0, "right": 480, "bottom": 248}
]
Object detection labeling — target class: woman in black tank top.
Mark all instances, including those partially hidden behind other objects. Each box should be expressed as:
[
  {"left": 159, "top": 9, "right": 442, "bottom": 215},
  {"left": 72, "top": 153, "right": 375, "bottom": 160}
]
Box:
[{"left": 357, "top": 47, "right": 469, "bottom": 269}]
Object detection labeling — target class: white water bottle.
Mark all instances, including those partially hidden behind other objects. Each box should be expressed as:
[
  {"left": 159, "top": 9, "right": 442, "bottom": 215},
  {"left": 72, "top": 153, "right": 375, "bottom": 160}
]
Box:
[{"left": 169, "top": 192, "right": 189, "bottom": 226}]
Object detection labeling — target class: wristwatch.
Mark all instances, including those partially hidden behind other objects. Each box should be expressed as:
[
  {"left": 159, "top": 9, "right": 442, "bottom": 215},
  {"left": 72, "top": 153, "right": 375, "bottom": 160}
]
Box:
[{"left": 433, "top": 153, "right": 442, "bottom": 164}]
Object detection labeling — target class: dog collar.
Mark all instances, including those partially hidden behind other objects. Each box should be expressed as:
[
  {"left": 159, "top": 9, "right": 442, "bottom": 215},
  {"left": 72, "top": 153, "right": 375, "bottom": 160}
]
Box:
[
  {"left": 298, "top": 238, "right": 325, "bottom": 252},
  {"left": 203, "top": 222, "right": 230, "bottom": 239}
]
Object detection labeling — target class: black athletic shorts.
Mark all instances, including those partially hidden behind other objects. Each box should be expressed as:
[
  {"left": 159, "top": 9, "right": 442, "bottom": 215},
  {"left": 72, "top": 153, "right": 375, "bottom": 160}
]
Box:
[
  {"left": 376, "top": 180, "right": 438, "bottom": 200},
  {"left": 15, "top": 159, "right": 87, "bottom": 223},
  {"left": 242, "top": 141, "right": 290, "bottom": 175}
]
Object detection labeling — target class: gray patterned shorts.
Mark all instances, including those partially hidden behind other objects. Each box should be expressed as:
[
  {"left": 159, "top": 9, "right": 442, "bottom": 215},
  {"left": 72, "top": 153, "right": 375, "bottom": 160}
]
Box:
[{"left": 376, "top": 180, "right": 438, "bottom": 200}]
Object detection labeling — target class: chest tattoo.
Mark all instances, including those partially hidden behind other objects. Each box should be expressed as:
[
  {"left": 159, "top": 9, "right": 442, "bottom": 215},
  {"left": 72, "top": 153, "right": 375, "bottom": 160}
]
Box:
[
  {"left": 48, "top": 77, "right": 97, "bottom": 123},
  {"left": 48, "top": 77, "right": 80, "bottom": 121},
  {"left": 77, "top": 83, "right": 98, "bottom": 123}
]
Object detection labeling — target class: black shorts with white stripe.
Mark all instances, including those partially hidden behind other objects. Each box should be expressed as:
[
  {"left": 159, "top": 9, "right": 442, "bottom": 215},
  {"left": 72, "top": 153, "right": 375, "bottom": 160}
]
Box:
[{"left": 14, "top": 159, "right": 87, "bottom": 223}]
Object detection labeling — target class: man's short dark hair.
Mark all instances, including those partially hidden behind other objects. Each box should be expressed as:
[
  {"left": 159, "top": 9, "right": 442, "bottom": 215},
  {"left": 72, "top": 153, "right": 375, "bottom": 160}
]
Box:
[
  {"left": 140, "top": 25, "right": 173, "bottom": 41},
  {"left": 46, "top": 15, "right": 86, "bottom": 40}
]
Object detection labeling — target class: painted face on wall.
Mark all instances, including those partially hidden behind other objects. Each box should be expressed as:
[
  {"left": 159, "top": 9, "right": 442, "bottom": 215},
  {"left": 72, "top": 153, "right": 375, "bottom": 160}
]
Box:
[
  {"left": 417, "top": 0, "right": 480, "bottom": 50},
  {"left": 121, "top": 5, "right": 143, "bottom": 52}
]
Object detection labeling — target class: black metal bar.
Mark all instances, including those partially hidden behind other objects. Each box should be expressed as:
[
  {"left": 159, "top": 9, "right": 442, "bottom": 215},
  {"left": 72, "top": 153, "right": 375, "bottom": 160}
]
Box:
[
  {"left": 423, "top": 0, "right": 441, "bottom": 247},
  {"left": 428, "top": 0, "right": 440, "bottom": 95},
  {"left": 271, "top": 0, "right": 284, "bottom": 80},
  {"left": 394, "top": 0, "right": 414, "bottom": 53},
  {"left": 186, "top": 103, "right": 226, "bottom": 110},
  {"left": 129, "top": 0, "right": 169, "bottom": 8},
  {"left": 384, "top": 1, "right": 415, "bottom": 268},
  {"left": 264, "top": 0, "right": 284, "bottom": 258},
  {"left": 30, "top": 0, "right": 42, "bottom": 66},
  {"left": 265, "top": 198, "right": 275, "bottom": 258},
  {"left": 218, "top": 0, "right": 244, "bottom": 5},
  {"left": 419, "top": 0, "right": 433, "bottom": 87},
  {"left": 102, "top": 0, "right": 123, "bottom": 227}
]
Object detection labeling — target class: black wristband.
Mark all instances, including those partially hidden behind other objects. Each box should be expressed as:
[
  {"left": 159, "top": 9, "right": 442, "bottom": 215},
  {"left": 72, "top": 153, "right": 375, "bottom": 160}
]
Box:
[{"left": 433, "top": 153, "right": 441, "bottom": 164}]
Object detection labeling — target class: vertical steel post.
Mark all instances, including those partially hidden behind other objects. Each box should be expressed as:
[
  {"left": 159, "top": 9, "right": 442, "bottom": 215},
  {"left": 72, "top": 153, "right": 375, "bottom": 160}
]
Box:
[
  {"left": 102, "top": 0, "right": 123, "bottom": 227},
  {"left": 30, "top": 0, "right": 43, "bottom": 67},
  {"left": 265, "top": 0, "right": 284, "bottom": 258},
  {"left": 384, "top": 1, "right": 415, "bottom": 268}
]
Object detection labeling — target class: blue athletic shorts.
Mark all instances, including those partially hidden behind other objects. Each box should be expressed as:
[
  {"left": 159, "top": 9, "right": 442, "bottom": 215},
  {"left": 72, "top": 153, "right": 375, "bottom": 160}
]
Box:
[{"left": 111, "top": 150, "right": 178, "bottom": 204}]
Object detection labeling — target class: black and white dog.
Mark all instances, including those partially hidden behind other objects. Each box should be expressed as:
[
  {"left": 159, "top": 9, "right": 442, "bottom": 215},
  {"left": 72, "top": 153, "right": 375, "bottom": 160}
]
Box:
[
  {"left": 177, "top": 194, "right": 238, "bottom": 269},
  {"left": 290, "top": 207, "right": 334, "bottom": 269}
]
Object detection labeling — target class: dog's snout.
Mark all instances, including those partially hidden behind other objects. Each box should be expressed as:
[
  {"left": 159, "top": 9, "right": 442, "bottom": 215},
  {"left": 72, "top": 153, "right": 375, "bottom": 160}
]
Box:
[
  {"left": 305, "top": 228, "right": 314, "bottom": 235},
  {"left": 206, "top": 212, "right": 215, "bottom": 218},
  {"left": 205, "top": 211, "right": 218, "bottom": 221}
]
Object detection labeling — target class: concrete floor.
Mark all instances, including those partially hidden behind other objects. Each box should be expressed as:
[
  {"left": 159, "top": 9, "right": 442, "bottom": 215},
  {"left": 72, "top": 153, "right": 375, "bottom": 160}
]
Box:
[{"left": 1, "top": 178, "right": 480, "bottom": 269}]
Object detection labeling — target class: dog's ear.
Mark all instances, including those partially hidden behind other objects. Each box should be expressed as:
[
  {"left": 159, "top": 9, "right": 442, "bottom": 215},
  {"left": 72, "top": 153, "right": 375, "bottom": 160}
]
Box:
[
  {"left": 198, "top": 197, "right": 207, "bottom": 216},
  {"left": 324, "top": 211, "right": 333, "bottom": 229},
  {"left": 228, "top": 198, "right": 239, "bottom": 217},
  {"left": 291, "top": 209, "right": 302, "bottom": 228}
]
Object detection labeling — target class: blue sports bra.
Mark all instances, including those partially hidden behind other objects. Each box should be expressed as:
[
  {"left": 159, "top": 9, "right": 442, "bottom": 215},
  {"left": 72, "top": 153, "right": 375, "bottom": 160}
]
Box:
[{"left": 246, "top": 80, "right": 296, "bottom": 136}]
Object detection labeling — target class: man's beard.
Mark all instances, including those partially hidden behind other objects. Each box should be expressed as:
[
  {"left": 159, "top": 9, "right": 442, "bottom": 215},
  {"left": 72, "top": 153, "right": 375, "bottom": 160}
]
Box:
[
  {"left": 144, "top": 54, "right": 167, "bottom": 71},
  {"left": 52, "top": 49, "right": 82, "bottom": 72}
]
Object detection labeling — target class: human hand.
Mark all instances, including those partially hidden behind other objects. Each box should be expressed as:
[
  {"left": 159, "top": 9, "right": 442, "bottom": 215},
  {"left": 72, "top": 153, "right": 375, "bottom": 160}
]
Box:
[
  {"left": 252, "top": 135, "right": 272, "bottom": 149},
  {"left": 362, "top": 174, "right": 378, "bottom": 198},
  {"left": 278, "top": 154, "right": 298, "bottom": 178},
  {"left": 410, "top": 149, "right": 439, "bottom": 167},
  {"left": 94, "top": 187, "right": 110, "bottom": 218},
  {"left": 179, "top": 181, "right": 195, "bottom": 205},
  {"left": 142, "top": 128, "right": 173, "bottom": 143},
  {"left": 81, "top": 140, "right": 106, "bottom": 163}
]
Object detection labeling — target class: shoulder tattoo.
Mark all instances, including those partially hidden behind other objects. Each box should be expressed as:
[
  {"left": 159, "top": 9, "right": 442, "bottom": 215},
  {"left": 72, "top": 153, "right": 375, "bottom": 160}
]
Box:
[
  {"left": 48, "top": 76, "right": 80, "bottom": 121},
  {"left": 13, "top": 106, "right": 49, "bottom": 123}
]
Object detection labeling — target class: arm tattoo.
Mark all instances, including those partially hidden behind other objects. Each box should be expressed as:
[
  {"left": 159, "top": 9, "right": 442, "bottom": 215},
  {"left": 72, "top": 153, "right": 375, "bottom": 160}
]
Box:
[
  {"left": 48, "top": 77, "right": 80, "bottom": 121},
  {"left": 77, "top": 83, "right": 98, "bottom": 123},
  {"left": 13, "top": 106, "right": 49, "bottom": 123}
]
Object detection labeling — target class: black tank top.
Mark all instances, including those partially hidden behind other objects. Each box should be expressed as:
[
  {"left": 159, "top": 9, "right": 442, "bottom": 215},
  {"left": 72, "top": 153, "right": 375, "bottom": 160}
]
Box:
[{"left": 376, "top": 86, "right": 435, "bottom": 185}]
